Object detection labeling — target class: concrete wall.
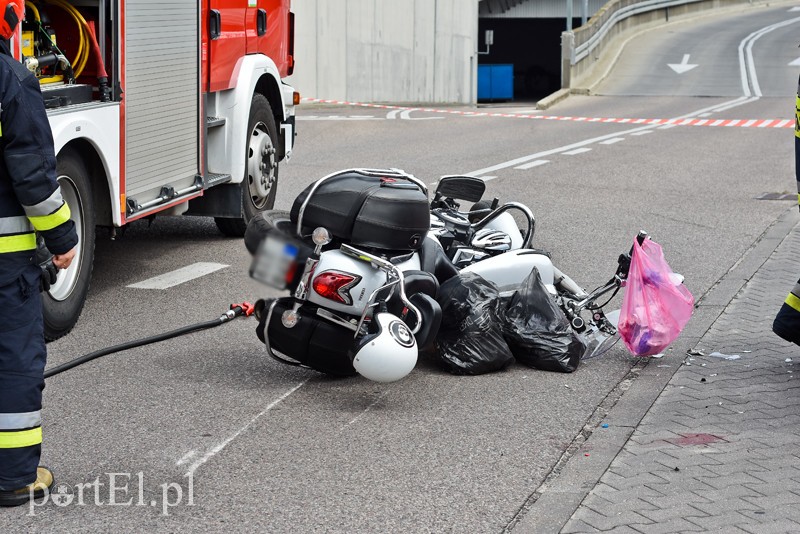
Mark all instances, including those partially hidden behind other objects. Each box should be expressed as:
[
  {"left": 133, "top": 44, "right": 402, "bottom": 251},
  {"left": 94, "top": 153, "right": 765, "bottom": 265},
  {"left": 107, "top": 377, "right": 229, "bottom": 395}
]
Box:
[{"left": 287, "top": 0, "right": 479, "bottom": 104}]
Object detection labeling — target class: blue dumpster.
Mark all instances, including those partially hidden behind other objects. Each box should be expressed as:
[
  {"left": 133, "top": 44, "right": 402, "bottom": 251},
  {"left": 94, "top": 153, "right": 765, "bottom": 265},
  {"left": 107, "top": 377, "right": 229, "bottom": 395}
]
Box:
[{"left": 478, "top": 64, "right": 513, "bottom": 101}]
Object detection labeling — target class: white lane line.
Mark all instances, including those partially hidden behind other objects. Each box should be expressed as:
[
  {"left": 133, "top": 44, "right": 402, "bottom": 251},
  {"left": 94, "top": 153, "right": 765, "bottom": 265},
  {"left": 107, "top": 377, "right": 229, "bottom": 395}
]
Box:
[
  {"left": 297, "top": 116, "right": 382, "bottom": 121},
  {"left": 600, "top": 138, "right": 625, "bottom": 145},
  {"left": 563, "top": 147, "right": 592, "bottom": 155},
  {"left": 481, "top": 176, "right": 499, "bottom": 181},
  {"left": 658, "top": 124, "right": 677, "bottom": 130},
  {"left": 630, "top": 130, "right": 653, "bottom": 136},
  {"left": 698, "top": 112, "right": 713, "bottom": 117},
  {"left": 127, "top": 262, "right": 228, "bottom": 290},
  {"left": 466, "top": 96, "right": 752, "bottom": 177},
  {"left": 710, "top": 96, "right": 758, "bottom": 113},
  {"left": 739, "top": 16, "right": 800, "bottom": 97},
  {"left": 515, "top": 160, "right": 550, "bottom": 170},
  {"left": 176, "top": 450, "right": 197, "bottom": 466},
  {"left": 185, "top": 379, "right": 309, "bottom": 476},
  {"left": 340, "top": 393, "right": 391, "bottom": 431}
]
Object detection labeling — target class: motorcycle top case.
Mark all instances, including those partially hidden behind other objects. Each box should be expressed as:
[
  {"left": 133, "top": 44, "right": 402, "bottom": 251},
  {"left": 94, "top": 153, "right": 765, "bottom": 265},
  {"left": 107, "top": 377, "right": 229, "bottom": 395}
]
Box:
[{"left": 290, "top": 170, "right": 430, "bottom": 251}]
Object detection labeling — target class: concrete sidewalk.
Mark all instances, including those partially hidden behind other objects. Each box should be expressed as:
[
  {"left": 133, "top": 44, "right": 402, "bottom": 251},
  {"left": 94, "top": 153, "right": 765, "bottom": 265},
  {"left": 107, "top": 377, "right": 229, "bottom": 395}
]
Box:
[
  {"left": 513, "top": 208, "right": 800, "bottom": 533},
  {"left": 566, "top": 214, "right": 800, "bottom": 532}
]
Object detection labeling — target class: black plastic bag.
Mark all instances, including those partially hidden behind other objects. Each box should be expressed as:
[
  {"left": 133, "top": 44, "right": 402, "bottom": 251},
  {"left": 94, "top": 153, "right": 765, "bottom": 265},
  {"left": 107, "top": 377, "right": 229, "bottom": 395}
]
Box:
[
  {"left": 434, "top": 272, "right": 514, "bottom": 375},
  {"left": 503, "top": 267, "right": 586, "bottom": 373}
]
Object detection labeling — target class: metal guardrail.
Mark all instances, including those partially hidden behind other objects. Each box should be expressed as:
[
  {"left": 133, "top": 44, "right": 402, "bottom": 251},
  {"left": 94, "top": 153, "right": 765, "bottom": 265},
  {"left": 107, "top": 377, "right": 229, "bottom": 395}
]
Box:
[
  {"left": 560, "top": 0, "right": 756, "bottom": 89},
  {"left": 573, "top": 0, "right": 703, "bottom": 63}
]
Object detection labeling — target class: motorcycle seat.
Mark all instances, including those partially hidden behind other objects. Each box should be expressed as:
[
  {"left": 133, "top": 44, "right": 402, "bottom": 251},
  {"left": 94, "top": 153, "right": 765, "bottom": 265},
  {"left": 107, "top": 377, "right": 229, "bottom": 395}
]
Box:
[{"left": 418, "top": 237, "right": 459, "bottom": 285}]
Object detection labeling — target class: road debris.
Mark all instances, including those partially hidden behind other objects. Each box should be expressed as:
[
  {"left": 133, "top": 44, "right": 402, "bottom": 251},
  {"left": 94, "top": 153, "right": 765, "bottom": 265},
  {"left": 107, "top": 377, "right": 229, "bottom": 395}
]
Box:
[{"left": 709, "top": 351, "right": 741, "bottom": 360}]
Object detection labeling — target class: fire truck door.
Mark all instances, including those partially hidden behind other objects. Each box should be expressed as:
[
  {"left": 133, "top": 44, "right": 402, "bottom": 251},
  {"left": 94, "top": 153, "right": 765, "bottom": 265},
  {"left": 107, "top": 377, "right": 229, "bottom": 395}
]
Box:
[{"left": 207, "top": 0, "right": 246, "bottom": 92}]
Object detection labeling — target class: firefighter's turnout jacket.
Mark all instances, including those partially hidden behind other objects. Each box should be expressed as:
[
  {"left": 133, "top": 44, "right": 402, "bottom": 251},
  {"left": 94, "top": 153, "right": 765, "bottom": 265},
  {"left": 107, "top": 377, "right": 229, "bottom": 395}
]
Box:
[{"left": 0, "top": 38, "right": 78, "bottom": 491}]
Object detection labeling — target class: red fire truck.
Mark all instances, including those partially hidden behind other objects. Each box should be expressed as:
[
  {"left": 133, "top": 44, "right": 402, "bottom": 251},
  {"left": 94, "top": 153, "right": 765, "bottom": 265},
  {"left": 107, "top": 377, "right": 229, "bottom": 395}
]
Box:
[{"left": 15, "top": 0, "right": 297, "bottom": 338}]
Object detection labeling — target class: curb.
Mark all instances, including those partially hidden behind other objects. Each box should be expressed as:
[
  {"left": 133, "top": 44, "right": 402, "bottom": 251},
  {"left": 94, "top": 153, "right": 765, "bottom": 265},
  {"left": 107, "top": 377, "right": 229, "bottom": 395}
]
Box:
[{"left": 510, "top": 207, "right": 800, "bottom": 532}]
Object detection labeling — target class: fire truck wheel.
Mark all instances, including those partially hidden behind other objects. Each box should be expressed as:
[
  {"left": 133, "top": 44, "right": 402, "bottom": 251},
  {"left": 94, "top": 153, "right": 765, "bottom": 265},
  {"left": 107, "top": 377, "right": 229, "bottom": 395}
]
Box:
[
  {"left": 43, "top": 151, "right": 96, "bottom": 341},
  {"left": 215, "top": 93, "right": 279, "bottom": 236}
]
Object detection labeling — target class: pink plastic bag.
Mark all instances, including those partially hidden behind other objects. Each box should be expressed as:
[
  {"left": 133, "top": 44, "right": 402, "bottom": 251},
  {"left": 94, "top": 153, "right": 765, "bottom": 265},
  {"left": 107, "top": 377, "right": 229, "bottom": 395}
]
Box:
[{"left": 618, "top": 238, "right": 694, "bottom": 356}]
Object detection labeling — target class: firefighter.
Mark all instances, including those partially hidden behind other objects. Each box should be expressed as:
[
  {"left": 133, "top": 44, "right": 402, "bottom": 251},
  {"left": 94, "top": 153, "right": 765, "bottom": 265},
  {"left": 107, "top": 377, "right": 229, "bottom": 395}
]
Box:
[
  {"left": 0, "top": 0, "right": 78, "bottom": 506},
  {"left": 773, "top": 74, "right": 800, "bottom": 346}
]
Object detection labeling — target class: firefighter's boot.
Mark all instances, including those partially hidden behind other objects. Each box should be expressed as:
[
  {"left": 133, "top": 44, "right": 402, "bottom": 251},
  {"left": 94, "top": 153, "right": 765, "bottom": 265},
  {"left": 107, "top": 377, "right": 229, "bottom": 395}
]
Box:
[{"left": 0, "top": 466, "right": 54, "bottom": 507}]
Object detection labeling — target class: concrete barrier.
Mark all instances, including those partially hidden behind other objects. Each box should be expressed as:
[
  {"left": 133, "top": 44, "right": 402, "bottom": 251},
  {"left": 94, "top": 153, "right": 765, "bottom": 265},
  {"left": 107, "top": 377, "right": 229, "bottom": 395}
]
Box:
[{"left": 561, "top": 0, "right": 770, "bottom": 91}]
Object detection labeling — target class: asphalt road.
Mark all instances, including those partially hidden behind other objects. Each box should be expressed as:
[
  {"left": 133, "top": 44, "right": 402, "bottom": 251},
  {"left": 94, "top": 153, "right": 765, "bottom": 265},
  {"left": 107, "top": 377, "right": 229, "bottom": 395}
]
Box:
[{"left": 2, "top": 4, "right": 799, "bottom": 532}]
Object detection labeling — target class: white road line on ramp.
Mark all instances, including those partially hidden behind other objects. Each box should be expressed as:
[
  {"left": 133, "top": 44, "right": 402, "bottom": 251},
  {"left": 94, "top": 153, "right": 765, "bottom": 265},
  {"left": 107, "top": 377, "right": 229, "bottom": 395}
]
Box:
[
  {"left": 600, "top": 138, "right": 625, "bottom": 145},
  {"left": 184, "top": 379, "right": 309, "bottom": 476},
  {"left": 630, "top": 130, "right": 653, "bottom": 136},
  {"left": 739, "top": 16, "right": 800, "bottom": 97},
  {"left": 127, "top": 262, "right": 228, "bottom": 290}
]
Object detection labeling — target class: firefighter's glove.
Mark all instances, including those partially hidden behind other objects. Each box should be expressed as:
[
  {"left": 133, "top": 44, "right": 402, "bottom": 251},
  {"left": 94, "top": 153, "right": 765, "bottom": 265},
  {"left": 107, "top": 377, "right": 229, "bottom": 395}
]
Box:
[{"left": 40, "top": 260, "right": 58, "bottom": 293}]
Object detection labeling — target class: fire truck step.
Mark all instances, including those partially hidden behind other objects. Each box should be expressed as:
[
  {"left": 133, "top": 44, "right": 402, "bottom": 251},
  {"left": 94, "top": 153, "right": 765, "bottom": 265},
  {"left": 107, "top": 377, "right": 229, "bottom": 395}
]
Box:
[
  {"left": 206, "top": 173, "right": 233, "bottom": 187},
  {"left": 207, "top": 116, "right": 227, "bottom": 128}
]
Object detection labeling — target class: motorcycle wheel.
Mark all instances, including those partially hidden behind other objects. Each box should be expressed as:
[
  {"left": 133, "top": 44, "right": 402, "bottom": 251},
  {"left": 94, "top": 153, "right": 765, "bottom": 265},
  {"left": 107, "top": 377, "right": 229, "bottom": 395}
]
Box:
[{"left": 244, "top": 210, "right": 294, "bottom": 255}]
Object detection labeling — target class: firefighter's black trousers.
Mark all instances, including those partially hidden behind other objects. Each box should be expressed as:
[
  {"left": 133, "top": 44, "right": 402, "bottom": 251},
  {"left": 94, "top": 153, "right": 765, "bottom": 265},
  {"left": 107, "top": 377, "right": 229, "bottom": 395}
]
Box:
[{"left": 0, "top": 265, "right": 45, "bottom": 491}]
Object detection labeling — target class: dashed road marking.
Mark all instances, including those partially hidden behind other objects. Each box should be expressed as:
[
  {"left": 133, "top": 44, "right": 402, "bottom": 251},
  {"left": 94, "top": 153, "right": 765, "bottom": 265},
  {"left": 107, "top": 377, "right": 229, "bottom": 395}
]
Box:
[
  {"left": 600, "top": 138, "right": 625, "bottom": 145},
  {"left": 515, "top": 160, "right": 550, "bottom": 170},
  {"left": 127, "top": 262, "right": 228, "bottom": 290},
  {"left": 630, "top": 130, "right": 653, "bottom": 136},
  {"left": 563, "top": 148, "right": 592, "bottom": 155}
]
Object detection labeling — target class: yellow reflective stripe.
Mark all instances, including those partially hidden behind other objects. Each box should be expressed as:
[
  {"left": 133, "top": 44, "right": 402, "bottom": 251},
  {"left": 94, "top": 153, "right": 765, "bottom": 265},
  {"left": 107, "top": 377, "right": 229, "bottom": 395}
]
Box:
[
  {"left": 0, "top": 232, "right": 36, "bottom": 253},
  {"left": 796, "top": 94, "right": 799, "bottom": 138},
  {"left": 27, "top": 202, "right": 71, "bottom": 232},
  {"left": 0, "top": 427, "right": 42, "bottom": 449},
  {"left": 786, "top": 292, "right": 800, "bottom": 313}
]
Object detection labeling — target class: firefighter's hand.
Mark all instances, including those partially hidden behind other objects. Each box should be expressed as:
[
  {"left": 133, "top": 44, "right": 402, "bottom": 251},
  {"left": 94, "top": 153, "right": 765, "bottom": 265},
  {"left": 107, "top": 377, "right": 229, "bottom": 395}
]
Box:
[{"left": 52, "top": 247, "right": 77, "bottom": 270}]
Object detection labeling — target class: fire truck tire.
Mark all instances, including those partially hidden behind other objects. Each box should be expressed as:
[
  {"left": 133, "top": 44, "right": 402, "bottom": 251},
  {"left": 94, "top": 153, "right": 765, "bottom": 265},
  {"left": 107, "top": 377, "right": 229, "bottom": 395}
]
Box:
[
  {"left": 215, "top": 93, "right": 279, "bottom": 237},
  {"left": 43, "top": 151, "right": 96, "bottom": 341}
]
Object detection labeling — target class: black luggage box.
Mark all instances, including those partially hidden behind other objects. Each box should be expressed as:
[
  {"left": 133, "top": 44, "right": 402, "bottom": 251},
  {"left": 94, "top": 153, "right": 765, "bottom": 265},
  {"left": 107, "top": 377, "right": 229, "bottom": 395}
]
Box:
[{"left": 290, "top": 169, "right": 430, "bottom": 251}]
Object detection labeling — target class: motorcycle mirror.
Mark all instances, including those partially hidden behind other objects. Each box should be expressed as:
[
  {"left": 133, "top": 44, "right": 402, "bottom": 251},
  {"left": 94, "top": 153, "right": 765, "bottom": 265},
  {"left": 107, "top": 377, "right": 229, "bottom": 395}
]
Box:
[{"left": 435, "top": 175, "right": 486, "bottom": 203}]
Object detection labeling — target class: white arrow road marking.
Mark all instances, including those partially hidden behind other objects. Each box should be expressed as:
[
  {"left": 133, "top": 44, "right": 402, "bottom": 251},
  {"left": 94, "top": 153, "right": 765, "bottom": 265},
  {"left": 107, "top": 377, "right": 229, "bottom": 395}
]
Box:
[
  {"left": 790, "top": 57, "right": 800, "bottom": 66},
  {"left": 127, "top": 262, "right": 228, "bottom": 290},
  {"left": 668, "top": 54, "right": 698, "bottom": 74}
]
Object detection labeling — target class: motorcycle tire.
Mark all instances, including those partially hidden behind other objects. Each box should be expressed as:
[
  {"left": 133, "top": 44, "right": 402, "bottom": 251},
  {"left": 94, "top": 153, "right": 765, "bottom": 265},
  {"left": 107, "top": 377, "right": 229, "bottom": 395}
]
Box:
[{"left": 244, "top": 210, "right": 295, "bottom": 255}]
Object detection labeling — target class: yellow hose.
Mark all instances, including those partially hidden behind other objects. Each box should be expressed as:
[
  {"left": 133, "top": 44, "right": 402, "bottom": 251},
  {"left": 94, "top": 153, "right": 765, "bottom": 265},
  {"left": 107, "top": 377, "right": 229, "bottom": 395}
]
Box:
[
  {"left": 39, "top": 75, "right": 63, "bottom": 84},
  {"left": 43, "top": 0, "right": 89, "bottom": 77},
  {"left": 24, "top": 1, "right": 40, "bottom": 21}
]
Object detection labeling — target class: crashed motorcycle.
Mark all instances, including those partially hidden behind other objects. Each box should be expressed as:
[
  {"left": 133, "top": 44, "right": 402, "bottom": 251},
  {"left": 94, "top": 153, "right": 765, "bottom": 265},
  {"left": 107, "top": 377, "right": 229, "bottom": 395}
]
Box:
[{"left": 245, "top": 168, "right": 634, "bottom": 383}]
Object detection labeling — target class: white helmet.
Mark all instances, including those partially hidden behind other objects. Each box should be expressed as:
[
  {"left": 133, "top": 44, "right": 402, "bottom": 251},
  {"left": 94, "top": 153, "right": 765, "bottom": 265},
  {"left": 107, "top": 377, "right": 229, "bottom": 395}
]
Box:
[
  {"left": 351, "top": 312, "right": 418, "bottom": 383},
  {"left": 471, "top": 228, "right": 512, "bottom": 251}
]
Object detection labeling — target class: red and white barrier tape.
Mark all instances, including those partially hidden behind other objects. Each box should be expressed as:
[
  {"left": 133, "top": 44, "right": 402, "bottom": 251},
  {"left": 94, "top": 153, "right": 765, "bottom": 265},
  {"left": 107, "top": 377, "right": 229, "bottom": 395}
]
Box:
[{"left": 301, "top": 97, "right": 794, "bottom": 129}]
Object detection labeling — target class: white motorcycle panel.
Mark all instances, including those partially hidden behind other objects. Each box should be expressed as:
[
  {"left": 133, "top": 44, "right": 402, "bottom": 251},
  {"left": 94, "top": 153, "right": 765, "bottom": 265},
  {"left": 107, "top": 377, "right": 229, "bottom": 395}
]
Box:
[
  {"left": 307, "top": 249, "right": 421, "bottom": 315},
  {"left": 461, "top": 250, "right": 556, "bottom": 295}
]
